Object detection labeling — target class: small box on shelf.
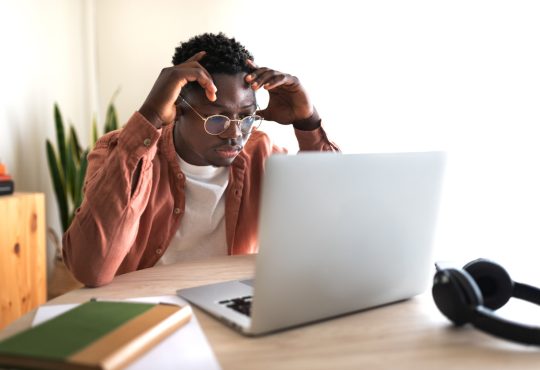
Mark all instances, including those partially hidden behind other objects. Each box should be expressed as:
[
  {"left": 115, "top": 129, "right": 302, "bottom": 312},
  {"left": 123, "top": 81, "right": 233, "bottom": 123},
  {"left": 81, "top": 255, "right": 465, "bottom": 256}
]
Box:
[{"left": 0, "top": 162, "right": 14, "bottom": 196}]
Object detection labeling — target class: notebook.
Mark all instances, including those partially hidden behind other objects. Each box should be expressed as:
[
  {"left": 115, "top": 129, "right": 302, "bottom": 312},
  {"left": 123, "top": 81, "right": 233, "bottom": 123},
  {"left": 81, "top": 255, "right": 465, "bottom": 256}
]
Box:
[
  {"left": 178, "top": 151, "right": 446, "bottom": 336},
  {"left": 0, "top": 300, "right": 191, "bottom": 370}
]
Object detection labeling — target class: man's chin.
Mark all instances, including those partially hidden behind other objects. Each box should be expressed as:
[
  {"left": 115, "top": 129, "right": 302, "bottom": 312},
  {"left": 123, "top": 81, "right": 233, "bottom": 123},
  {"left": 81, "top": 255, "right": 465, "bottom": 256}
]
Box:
[{"left": 208, "top": 156, "right": 237, "bottom": 167}]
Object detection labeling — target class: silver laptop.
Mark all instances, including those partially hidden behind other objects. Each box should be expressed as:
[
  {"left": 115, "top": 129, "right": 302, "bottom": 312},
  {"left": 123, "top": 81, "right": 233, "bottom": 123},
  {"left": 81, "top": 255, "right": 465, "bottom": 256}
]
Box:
[{"left": 178, "top": 151, "right": 445, "bottom": 336}]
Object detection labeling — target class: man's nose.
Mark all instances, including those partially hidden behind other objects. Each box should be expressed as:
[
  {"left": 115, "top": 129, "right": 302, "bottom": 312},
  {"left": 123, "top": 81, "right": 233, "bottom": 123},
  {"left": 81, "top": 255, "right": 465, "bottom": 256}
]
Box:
[{"left": 220, "top": 120, "right": 242, "bottom": 139}]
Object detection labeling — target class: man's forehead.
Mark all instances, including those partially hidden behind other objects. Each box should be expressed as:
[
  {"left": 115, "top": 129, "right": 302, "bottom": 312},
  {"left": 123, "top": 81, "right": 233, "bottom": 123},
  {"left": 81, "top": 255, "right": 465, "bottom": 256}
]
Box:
[{"left": 188, "top": 73, "right": 255, "bottom": 108}]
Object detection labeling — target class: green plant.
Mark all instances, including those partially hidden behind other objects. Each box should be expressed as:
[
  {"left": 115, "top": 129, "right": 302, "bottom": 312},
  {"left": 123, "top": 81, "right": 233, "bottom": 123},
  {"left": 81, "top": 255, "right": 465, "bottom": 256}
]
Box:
[{"left": 46, "top": 100, "right": 119, "bottom": 233}]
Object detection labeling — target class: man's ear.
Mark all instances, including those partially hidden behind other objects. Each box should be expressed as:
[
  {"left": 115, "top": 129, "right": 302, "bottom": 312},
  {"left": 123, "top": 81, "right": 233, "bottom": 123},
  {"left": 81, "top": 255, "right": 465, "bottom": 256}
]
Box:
[{"left": 174, "top": 97, "right": 183, "bottom": 122}]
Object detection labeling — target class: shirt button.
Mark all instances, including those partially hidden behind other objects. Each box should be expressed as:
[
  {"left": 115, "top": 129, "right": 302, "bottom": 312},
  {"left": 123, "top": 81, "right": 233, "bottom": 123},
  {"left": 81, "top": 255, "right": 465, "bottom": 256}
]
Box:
[
  {"left": 143, "top": 138, "right": 151, "bottom": 147},
  {"left": 174, "top": 207, "right": 181, "bottom": 214},
  {"left": 156, "top": 248, "right": 163, "bottom": 255},
  {"left": 177, "top": 173, "right": 183, "bottom": 179}
]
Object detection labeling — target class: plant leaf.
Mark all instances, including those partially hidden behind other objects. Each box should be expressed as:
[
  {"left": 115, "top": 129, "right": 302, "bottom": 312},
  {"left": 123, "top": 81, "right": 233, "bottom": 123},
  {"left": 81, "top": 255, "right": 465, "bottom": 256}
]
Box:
[
  {"left": 105, "top": 103, "right": 119, "bottom": 133},
  {"left": 70, "top": 125, "right": 82, "bottom": 161},
  {"left": 50, "top": 93, "right": 120, "bottom": 232},
  {"left": 76, "top": 150, "right": 88, "bottom": 207},
  {"left": 71, "top": 150, "right": 89, "bottom": 226},
  {"left": 54, "top": 103, "right": 67, "bottom": 180},
  {"left": 46, "top": 140, "right": 69, "bottom": 232},
  {"left": 65, "top": 134, "right": 76, "bottom": 207},
  {"left": 92, "top": 114, "right": 98, "bottom": 147}
]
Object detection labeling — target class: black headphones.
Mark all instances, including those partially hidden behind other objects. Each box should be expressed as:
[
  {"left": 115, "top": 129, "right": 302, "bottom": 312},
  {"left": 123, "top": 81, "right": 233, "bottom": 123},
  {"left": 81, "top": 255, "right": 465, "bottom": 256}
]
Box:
[{"left": 432, "top": 258, "right": 540, "bottom": 345}]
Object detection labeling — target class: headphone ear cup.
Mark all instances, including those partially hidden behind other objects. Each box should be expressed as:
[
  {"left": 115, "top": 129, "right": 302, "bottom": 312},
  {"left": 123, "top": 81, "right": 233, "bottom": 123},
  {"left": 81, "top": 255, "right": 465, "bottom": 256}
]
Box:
[
  {"left": 463, "top": 259, "right": 514, "bottom": 310},
  {"left": 432, "top": 268, "right": 484, "bottom": 326}
]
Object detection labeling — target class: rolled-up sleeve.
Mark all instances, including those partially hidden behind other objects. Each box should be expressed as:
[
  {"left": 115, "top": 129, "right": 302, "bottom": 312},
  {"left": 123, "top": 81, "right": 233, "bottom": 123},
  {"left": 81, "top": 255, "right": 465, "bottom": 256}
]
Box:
[
  {"left": 294, "top": 125, "right": 340, "bottom": 152},
  {"left": 62, "top": 112, "right": 161, "bottom": 287}
]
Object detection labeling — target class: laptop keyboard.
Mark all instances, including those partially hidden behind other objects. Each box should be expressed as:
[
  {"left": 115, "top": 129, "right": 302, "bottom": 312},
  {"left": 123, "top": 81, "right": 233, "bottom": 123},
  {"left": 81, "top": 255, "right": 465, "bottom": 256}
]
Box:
[{"left": 218, "top": 296, "right": 253, "bottom": 317}]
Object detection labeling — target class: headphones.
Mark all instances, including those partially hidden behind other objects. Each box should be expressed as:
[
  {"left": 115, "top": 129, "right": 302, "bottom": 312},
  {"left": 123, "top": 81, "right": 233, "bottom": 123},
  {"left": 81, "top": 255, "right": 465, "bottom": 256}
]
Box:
[{"left": 432, "top": 258, "right": 540, "bottom": 345}]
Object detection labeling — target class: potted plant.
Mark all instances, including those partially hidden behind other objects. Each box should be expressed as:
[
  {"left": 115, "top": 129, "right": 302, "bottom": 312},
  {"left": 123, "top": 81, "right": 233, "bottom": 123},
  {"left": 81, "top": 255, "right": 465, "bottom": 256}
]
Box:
[{"left": 45, "top": 98, "right": 119, "bottom": 298}]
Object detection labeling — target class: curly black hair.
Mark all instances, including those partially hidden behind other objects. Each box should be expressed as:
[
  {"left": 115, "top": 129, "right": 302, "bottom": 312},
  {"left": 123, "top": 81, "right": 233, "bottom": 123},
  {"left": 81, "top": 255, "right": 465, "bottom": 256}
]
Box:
[{"left": 172, "top": 32, "right": 254, "bottom": 75}]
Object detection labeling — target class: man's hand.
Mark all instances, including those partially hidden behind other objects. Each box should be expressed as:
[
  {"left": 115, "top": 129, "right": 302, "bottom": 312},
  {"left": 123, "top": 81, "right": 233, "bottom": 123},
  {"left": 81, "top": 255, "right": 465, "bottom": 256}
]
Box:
[
  {"left": 139, "top": 51, "right": 217, "bottom": 128},
  {"left": 245, "top": 60, "right": 316, "bottom": 128}
]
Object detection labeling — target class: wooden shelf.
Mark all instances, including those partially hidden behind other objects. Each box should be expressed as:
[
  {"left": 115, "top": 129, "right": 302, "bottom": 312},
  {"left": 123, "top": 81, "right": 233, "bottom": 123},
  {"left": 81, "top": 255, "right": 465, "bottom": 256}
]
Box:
[{"left": 0, "top": 192, "right": 47, "bottom": 329}]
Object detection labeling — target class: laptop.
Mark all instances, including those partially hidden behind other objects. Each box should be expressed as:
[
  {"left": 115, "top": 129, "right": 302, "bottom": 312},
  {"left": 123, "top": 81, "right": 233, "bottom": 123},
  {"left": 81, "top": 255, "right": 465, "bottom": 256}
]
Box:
[{"left": 177, "top": 151, "right": 445, "bottom": 336}]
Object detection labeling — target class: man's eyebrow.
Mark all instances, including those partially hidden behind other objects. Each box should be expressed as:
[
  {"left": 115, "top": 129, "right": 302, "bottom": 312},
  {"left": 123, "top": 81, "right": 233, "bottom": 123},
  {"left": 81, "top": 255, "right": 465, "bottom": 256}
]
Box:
[{"left": 211, "top": 102, "right": 256, "bottom": 109}]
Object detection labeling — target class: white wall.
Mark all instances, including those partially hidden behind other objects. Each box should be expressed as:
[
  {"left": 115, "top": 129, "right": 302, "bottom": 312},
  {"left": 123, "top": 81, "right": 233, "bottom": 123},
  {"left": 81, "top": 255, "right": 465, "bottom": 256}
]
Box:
[
  {"left": 94, "top": 0, "right": 540, "bottom": 281},
  {"left": 2, "top": 0, "right": 540, "bottom": 284},
  {"left": 0, "top": 0, "right": 94, "bottom": 276}
]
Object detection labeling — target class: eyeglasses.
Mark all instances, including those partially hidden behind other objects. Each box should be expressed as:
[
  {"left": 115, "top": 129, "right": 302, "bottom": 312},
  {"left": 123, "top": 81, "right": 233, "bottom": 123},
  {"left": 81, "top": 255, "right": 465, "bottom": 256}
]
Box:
[{"left": 179, "top": 96, "right": 262, "bottom": 136}]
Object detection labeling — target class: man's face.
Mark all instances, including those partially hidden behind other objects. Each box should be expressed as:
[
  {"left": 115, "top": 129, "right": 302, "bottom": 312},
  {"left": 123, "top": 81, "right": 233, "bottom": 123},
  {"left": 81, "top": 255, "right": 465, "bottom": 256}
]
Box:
[{"left": 173, "top": 73, "right": 257, "bottom": 167}]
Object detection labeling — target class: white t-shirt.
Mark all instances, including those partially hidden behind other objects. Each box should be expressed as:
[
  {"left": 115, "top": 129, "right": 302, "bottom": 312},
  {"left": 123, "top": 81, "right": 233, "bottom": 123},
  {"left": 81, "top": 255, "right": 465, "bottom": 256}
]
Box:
[{"left": 158, "top": 155, "right": 229, "bottom": 264}]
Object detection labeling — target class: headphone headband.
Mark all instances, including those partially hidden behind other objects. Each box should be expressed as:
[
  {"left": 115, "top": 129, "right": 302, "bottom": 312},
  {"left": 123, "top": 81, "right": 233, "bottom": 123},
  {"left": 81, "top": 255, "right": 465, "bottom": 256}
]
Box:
[
  {"left": 513, "top": 282, "right": 540, "bottom": 305},
  {"left": 432, "top": 259, "right": 540, "bottom": 346},
  {"left": 472, "top": 306, "right": 540, "bottom": 345}
]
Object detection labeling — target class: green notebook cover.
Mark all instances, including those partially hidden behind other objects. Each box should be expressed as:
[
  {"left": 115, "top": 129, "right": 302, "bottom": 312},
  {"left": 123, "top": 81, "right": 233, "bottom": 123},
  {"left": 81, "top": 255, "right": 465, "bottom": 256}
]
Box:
[{"left": 0, "top": 300, "right": 191, "bottom": 370}]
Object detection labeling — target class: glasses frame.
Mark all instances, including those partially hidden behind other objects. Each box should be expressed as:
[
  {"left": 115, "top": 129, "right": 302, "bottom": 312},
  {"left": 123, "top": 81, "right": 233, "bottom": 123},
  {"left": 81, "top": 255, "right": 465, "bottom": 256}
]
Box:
[{"left": 179, "top": 96, "right": 262, "bottom": 136}]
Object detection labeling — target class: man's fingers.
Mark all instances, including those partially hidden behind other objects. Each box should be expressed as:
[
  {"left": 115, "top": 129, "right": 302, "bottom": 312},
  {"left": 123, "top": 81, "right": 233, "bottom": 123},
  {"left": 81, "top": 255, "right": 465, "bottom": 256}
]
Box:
[
  {"left": 246, "top": 59, "right": 259, "bottom": 69},
  {"left": 249, "top": 70, "right": 289, "bottom": 90},
  {"left": 180, "top": 56, "right": 217, "bottom": 101},
  {"left": 262, "top": 75, "right": 288, "bottom": 90},
  {"left": 183, "top": 71, "right": 217, "bottom": 101},
  {"left": 186, "top": 50, "right": 207, "bottom": 62},
  {"left": 204, "top": 89, "right": 217, "bottom": 102},
  {"left": 173, "top": 65, "right": 217, "bottom": 101},
  {"left": 245, "top": 59, "right": 264, "bottom": 84},
  {"left": 244, "top": 63, "right": 295, "bottom": 92},
  {"left": 246, "top": 67, "right": 272, "bottom": 88},
  {"left": 198, "top": 74, "right": 218, "bottom": 101}
]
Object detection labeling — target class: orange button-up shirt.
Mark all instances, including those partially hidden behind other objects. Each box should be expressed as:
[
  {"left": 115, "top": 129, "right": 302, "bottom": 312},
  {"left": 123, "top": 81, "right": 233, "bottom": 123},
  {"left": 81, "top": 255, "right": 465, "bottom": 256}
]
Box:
[{"left": 63, "top": 112, "right": 339, "bottom": 287}]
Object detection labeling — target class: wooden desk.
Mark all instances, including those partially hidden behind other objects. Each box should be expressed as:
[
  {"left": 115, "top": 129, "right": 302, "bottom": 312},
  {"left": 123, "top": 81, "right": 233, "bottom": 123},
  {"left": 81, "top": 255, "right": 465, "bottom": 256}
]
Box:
[{"left": 1, "top": 255, "right": 539, "bottom": 369}]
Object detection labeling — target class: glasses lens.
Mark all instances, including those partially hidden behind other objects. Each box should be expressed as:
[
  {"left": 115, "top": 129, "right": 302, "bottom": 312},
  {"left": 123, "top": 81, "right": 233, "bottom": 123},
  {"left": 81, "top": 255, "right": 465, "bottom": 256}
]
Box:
[
  {"left": 205, "top": 115, "right": 229, "bottom": 135},
  {"left": 240, "top": 115, "right": 262, "bottom": 134}
]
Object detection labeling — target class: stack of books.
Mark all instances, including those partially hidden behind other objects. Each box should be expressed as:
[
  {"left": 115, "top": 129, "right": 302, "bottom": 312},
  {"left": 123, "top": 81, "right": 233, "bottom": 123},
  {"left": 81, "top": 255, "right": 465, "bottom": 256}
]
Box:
[{"left": 0, "top": 162, "right": 14, "bottom": 195}]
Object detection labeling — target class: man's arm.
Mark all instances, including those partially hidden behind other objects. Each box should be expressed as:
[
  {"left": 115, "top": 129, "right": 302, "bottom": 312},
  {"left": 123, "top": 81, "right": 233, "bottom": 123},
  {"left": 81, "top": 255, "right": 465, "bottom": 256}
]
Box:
[
  {"left": 63, "top": 51, "right": 219, "bottom": 287},
  {"left": 244, "top": 60, "right": 339, "bottom": 153},
  {"left": 292, "top": 108, "right": 340, "bottom": 152},
  {"left": 62, "top": 113, "right": 161, "bottom": 287}
]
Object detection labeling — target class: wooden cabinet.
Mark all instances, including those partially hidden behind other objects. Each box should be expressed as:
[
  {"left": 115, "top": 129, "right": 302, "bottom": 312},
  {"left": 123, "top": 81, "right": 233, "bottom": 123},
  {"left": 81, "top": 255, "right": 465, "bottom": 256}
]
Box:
[{"left": 0, "top": 193, "right": 47, "bottom": 329}]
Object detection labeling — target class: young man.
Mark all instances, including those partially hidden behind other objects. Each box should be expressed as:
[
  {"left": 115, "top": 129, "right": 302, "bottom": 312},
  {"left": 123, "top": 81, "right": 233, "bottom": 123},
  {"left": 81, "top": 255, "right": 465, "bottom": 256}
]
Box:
[{"left": 63, "top": 33, "right": 339, "bottom": 287}]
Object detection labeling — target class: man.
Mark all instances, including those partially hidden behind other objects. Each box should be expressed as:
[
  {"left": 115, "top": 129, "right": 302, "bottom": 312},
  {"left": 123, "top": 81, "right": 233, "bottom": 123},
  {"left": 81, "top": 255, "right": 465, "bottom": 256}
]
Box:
[{"left": 63, "top": 33, "right": 339, "bottom": 287}]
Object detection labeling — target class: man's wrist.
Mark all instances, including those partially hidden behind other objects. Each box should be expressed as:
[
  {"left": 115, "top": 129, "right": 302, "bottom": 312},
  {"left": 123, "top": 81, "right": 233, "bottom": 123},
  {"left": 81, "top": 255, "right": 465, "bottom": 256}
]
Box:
[
  {"left": 292, "top": 108, "right": 321, "bottom": 131},
  {"left": 138, "top": 106, "right": 164, "bottom": 129}
]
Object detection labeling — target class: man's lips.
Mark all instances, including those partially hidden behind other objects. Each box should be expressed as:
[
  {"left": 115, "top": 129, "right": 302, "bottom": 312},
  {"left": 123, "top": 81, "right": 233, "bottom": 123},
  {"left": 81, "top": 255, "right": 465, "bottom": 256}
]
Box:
[{"left": 215, "top": 145, "right": 242, "bottom": 158}]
